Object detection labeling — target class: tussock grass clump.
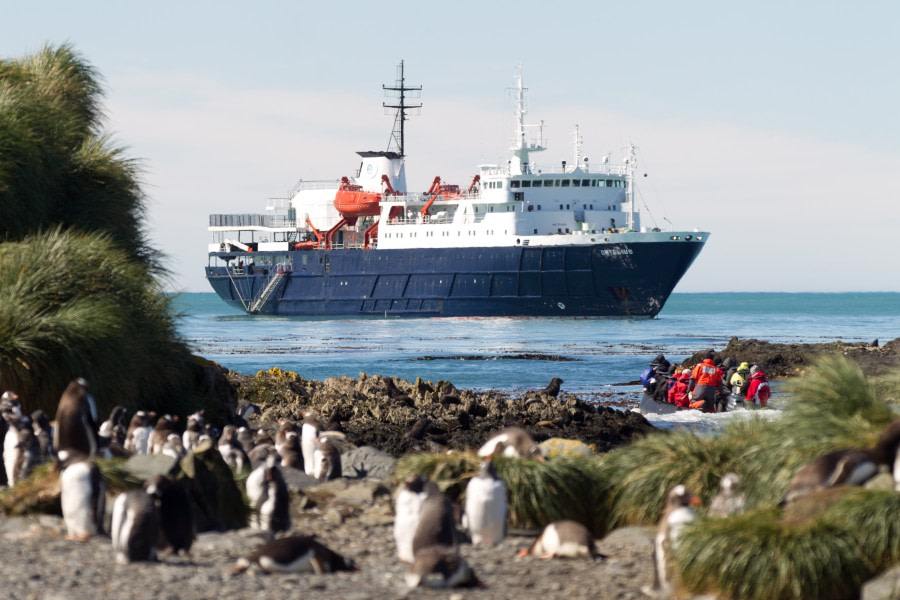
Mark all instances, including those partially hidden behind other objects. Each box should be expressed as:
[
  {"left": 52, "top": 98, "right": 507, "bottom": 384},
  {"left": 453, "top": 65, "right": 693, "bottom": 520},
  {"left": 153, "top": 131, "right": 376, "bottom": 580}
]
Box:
[
  {"left": 394, "top": 451, "right": 609, "bottom": 534},
  {"left": 0, "top": 463, "right": 61, "bottom": 515},
  {"left": 677, "top": 508, "right": 867, "bottom": 600},
  {"left": 598, "top": 427, "right": 743, "bottom": 528}
]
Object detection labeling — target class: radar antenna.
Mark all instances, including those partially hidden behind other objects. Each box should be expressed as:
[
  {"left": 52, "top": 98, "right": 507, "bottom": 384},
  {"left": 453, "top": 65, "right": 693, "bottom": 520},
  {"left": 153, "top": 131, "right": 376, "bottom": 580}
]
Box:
[{"left": 383, "top": 61, "right": 422, "bottom": 158}]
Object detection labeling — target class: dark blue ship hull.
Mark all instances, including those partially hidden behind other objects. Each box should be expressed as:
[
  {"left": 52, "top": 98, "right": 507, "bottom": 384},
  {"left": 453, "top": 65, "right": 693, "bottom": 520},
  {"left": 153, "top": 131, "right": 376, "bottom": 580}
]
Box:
[{"left": 205, "top": 240, "right": 705, "bottom": 318}]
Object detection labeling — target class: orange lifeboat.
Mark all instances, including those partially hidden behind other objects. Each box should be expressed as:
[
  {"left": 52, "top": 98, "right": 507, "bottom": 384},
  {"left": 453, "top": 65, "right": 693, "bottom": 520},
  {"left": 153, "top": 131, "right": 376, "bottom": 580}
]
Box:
[{"left": 333, "top": 176, "right": 381, "bottom": 218}]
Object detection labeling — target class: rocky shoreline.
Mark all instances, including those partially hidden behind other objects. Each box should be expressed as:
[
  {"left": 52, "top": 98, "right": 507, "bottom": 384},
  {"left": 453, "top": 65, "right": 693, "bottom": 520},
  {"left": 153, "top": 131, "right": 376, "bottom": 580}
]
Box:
[{"left": 2, "top": 338, "right": 898, "bottom": 599}]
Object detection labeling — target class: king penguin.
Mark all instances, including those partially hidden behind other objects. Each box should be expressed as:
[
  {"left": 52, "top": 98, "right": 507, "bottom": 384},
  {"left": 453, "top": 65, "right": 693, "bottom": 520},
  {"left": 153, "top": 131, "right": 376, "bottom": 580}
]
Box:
[
  {"left": 463, "top": 456, "right": 507, "bottom": 546},
  {"left": 145, "top": 474, "right": 195, "bottom": 556},
  {"left": 111, "top": 487, "right": 160, "bottom": 564},
  {"left": 53, "top": 379, "right": 99, "bottom": 458},
  {"left": 58, "top": 449, "right": 105, "bottom": 541},
  {"left": 231, "top": 535, "right": 357, "bottom": 575},
  {"left": 643, "top": 484, "right": 700, "bottom": 599}
]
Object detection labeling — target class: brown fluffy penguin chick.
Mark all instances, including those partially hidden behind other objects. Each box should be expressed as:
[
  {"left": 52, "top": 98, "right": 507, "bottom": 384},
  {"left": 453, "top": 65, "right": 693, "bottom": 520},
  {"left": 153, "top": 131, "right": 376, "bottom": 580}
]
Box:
[
  {"left": 477, "top": 426, "right": 544, "bottom": 460},
  {"left": 642, "top": 484, "right": 700, "bottom": 599},
  {"left": 519, "top": 520, "right": 597, "bottom": 559},
  {"left": 230, "top": 535, "right": 357, "bottom": 575},
  {"left": 708, "top": 472, "right": 746, "bottom": 517},
  {"left": 412, "top": 483, "right": 457, "bottom": 556},
  {"left": 405, "top": 545, "right": 481, "bottom": 588},
  {"left": 312, "top": 434, "right": 343, "bottom": 481},
  {"left": 781, "top": 419, "right": 900, "bottom": 505},
  {"left": 145, "top": 474, "right": 195, "bottom": 556},
  {"left": 53, "top": 379, "right": 99, "bottom": 458},
  {"left": 278, "top": 430, "right": 303, "bottom": 470}
]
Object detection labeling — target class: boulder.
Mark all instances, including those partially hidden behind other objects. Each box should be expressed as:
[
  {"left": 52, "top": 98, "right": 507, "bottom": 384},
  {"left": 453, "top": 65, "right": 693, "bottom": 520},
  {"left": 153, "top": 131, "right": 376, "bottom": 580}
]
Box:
[
  {"left": 177, "top": 440, "right": 247, "bottom": 532},
  {"left": 862, "top": 565, "right": 900, "bottom": 600}
]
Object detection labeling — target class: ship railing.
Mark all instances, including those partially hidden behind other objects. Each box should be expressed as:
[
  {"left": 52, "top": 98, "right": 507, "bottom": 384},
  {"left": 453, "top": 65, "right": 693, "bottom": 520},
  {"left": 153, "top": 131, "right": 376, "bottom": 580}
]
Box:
[
  {"left": 209, "top": 214, "right": 296, "bottom": 228},
  {"left": 384, "top": 214, "right": 453, "bottom": 226},
  {"left": 288, "top": 178, "right": 342, "bottom": 196},
  {"left": 479, "top": 164, "right": 628, "bottom": 176}
]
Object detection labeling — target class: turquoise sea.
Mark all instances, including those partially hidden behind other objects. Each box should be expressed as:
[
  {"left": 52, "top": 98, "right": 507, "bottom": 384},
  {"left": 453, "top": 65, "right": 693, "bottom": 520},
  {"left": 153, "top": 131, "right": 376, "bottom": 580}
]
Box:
[{"left": 174, "top": 292, "right": 900, "bottom": 399}]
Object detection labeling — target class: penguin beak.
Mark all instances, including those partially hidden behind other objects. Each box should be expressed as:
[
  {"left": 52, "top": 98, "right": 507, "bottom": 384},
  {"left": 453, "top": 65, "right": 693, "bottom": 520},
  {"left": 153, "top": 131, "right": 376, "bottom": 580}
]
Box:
[
  {"left": 517, "top": 549, "right": 529, "bottom": 557},
  {"left": 690, "top": 495, "right": 701, "bottom": 506}
]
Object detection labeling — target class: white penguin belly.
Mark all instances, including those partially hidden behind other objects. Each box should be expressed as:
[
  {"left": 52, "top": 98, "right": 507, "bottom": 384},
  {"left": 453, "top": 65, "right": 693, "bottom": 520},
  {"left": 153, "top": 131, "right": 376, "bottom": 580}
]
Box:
[
  {"left": 61, "top": 462, "right": 99, "bottom": 538},
  {"left": 464, "top": 478, "right": 507, "bottom": 545},
  {"left": 394, "top": 490, "right": 424, "bottom": 562}
]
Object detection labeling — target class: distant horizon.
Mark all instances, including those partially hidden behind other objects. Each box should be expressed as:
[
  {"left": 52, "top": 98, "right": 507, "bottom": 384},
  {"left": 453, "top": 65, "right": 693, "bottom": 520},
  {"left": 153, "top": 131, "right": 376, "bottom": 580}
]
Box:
[{"left": 5, "top": 2, "right": 900, "bottom": 293}]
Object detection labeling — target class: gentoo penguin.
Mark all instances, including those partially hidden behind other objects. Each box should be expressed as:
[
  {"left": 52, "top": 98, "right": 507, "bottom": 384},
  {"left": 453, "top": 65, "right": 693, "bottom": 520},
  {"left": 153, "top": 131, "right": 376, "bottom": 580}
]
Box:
[
  {"left": 111, "top": 488, "right": 160, "bottom": 564},
  {"left": 124, "top": 410, "right": 152, "bottom": 455},
  {"left": 231, "top": 535, "right": 356, "bottom": 575},
  {"left": 643, "top": 484, "right": 700, "bottom": 599},
  {"left": 236, "top": 426, "right": 254, "bottom": 451},
  {"left": 463, "top": 457, "right": 507, "bottom": 546},
  {"left": 53, "top": 378, "right": 99, "bottom": 458},
  {"left": 300, "top": 410, "right": 320, "bottom": 477},
  {"left": 246, "top": 453, "right": 291, "bottom": 534},
  {"left": 4, "top": 416, "right": 31, "bottom": 486},
  {"left": 58, "top": 450, "right": 105, "bottom": 541},
  {"left": 0, "top": 391, "right": 21, "bottom": 486},
  {"left": 412, "top": 480, "right": 457, "bottom": 557},
  {"left": 218, "top": 425, "right": 250, "bottom": 473},
  {"left": 477, "top": 426, "right": 544, "bottom": 461},
  {"left": 148, "top": 414, "right": 176, "bottom": 455},
  {"left": 312, "top": 434, "right": 342, "bottom": 482},
  {"left": 274, "top": 419, "right": 298, "bottom": 454},
  {"left": 781, "top": 419, "right": 900, "bottom": 505},
  {"left": 145, "top": 474, "right": 194, "bottom": 556},
  {"left": 519, "top": 520, "right": 597, "bottom": 559},
  {"left": 162, "top": 433, "right": 186, "bottom": 460},
  {"left": 394, "top": 475, "right": 431, "bottom": 563},
  {"left": 10, "top": 419, "right": 41, "bottom": 485},
  {"left": 254, "top": 427, "right": 275, "bottom": 447},
  {"left": 708, "top": 473, "right": 746, "bottom": 518},
  {"left": 99, "top": 405, "right": 127, "bottom": 444},
  {"left": 278, "top": 430, "right": 303, "bottom": 470},
  {"left": 30, "top": 409, "right": 54, "bottom": 460},
  {"left": 181, "top": 410, "right": 205, "bottom": 453},
  {"left": 235, "top": 400, "right": 260, "bottom": 425},
  {"left": 405, "top": 545, "right": 480, "bottom": 589}
]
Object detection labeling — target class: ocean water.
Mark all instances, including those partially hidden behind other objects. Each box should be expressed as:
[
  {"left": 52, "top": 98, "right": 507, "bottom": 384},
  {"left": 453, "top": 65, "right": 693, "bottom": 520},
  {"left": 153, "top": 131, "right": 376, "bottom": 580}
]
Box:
[{"left": 174, "top": 293, "right": 899, "bottom": 409}]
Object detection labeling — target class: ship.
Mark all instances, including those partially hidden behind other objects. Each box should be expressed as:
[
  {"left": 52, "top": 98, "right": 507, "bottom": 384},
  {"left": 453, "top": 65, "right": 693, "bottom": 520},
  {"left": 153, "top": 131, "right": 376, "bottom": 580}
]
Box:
[{"left": 205, "top": 63, "right": 708, "bottom": 318}]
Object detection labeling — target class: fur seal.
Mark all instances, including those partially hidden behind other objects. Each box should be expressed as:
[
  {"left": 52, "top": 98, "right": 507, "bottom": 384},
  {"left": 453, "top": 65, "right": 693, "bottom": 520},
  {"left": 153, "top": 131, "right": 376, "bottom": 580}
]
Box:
[
  {"left": 58, "top": 450, "right": 105, "bottom": 541},
  {"left": 111, "top": 488, "right": 160, "bottom": 564},
  {"left": 53, "top": 379, "right": 99, "bottom": 458},
  {"left": 463, "top": 457, "right": 507, "bottom": 546},
  {"left": 231, "top": 535, "right": 356, "bottom": 575}
]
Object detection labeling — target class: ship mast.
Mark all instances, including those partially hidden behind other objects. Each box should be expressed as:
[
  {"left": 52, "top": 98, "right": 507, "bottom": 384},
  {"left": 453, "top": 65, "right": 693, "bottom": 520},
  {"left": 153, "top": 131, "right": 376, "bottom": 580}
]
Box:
[
  {"left": 383, "top": 61, "right": 422, "bottom": 158},
  {"left": 625, "top": 142, "right": 637, "bottom": 231},
  {"left": 509, "top": 67, "right": 544, "bottom": 176}
]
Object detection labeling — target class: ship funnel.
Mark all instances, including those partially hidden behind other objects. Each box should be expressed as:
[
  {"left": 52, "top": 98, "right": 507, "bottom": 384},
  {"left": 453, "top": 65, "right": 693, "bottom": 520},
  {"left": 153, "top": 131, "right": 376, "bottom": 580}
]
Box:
[{"left": 356, "top": 151, "right": 407, "bottom": 193}]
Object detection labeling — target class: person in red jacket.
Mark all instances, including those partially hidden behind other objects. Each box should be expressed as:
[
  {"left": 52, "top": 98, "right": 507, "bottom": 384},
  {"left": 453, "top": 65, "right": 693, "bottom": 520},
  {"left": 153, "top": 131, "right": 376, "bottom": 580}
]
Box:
[
  {"left": 745, "top": 365, "right": 771, "bottom": 407},
  {"left": 689, "top": 351, "right": 726, "bottom": 413},
  {"left": 668, "top": 368, "right": 692, "bottom": 408}
]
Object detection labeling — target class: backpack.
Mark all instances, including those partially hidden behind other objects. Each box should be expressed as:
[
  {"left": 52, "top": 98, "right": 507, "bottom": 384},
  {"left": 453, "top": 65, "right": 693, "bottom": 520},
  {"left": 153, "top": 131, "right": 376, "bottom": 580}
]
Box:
[{"left": 639, "top": 366, "right": 655, "bottom": 388}]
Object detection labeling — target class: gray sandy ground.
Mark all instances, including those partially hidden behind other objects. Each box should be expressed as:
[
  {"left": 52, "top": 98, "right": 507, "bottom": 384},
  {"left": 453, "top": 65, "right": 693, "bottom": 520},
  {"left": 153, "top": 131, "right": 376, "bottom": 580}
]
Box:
[{"left": 0, "top": 512, "right": 656, "bottom": 600}]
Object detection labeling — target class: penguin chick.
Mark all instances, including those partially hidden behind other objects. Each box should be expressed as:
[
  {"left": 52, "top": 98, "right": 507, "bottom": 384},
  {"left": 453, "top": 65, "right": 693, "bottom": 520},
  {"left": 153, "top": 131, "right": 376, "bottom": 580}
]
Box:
[
  {"left": 477, "top": 427, "right": 544, "bottom": 461},
  {"left": 58, "top": 450, "right": 105, "bottom": 541},
  {"left": 162, "top": 433, "right": 186, "bottom": 460},
  {"left": 53, "top": 379, "right": 99, "bottom": 458},
  {"left": 218, "top": 425, "right": 250, "bottom": 473},
  {"left": 145, "top": 474, "right": 195, "bottom": 556},
  {"left": 124, "top": 411, "right": 152, "bottom": 455},
  {"left": 312, "top": 435, "right": 342, "bottom": 482},
  {"left": 405, "top": 545, "right": 481, "bottom": 588},
  {"left": 300, "top": 410, "right": 320, "bottom": 477},
  {"left": 279, "top": 430, "right": 303, "bottom": 470},
  {"left": 520, "top": 520, "right": 597, "bottom": 559},
  {"left": 182, "top": 410, "right": 205, "bottom": 452},
  {"left": 412, "top": 481, "right": 457, "bottom": 556},
  {"left": 708, "top": 472, "right": 746, "bottom": 518},
  {"left": 231, "top": 535, "right": 357, "bottom": 575},
  {"left": 463, "top": 457, "right": 507, "bottom": 546},
  {"left": 111, "top": 488, "right": 160, "bottom": 564}
]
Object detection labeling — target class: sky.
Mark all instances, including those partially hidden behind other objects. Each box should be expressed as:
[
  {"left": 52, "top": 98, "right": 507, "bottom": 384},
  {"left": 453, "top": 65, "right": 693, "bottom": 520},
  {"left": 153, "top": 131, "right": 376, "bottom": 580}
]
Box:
[{"left": 3, "top": 0, "right": 900, "bottom": 293}]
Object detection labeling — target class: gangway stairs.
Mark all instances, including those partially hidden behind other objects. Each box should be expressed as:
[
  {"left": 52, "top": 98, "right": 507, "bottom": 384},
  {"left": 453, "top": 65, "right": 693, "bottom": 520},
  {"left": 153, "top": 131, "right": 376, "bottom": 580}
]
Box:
[{"left": 248, "top": 270, "right": 286, "bottom": 314}]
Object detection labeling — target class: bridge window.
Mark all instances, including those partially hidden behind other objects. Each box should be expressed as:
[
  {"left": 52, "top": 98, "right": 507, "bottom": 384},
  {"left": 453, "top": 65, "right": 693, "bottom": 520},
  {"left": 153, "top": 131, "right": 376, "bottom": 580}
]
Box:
[
  {"left": 510, "top": 180, "right": 520, "bottom": 188},
  {"left": 606, "top": 180, "right": 613, "bottom": 187},
  {"left": 582, "top": 179, "right": 590, "bottom": 186},
  {"left": 497, "top": 181, "right": 503, "bottom": 189},
  {"left": 522, "top": 180, "right": 531, "bottom": 188},
  {"left": 561, "top": 180, "right": 570, "bottom": 187},
  {"left": 573, "top": 179, "right": 581, "bottom": 187},
  {"left": 533, "top": 180, "right": 542, "bottom": 187}
]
